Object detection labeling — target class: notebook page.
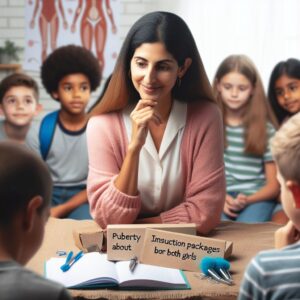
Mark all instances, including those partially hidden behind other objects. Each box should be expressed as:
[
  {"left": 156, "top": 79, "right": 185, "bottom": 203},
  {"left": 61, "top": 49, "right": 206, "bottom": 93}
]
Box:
[
  {"left": 115, "top": 261, "right": 186, "bottom": 287},
  {"left": 46, "top": 253, "right": 119, "bottom": 287}
]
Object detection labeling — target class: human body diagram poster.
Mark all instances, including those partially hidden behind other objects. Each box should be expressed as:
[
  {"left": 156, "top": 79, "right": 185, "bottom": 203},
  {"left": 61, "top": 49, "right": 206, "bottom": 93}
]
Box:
[{"left": 24, "top": 0, "right": 121, "bottom": 77}]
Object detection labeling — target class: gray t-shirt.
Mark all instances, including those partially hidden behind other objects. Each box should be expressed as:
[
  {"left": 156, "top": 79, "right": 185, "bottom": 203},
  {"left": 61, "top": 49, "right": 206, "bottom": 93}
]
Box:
[
  {"left": 0, "top": 261, "right": 72, "bottom": 300},
  {"left": 26, "top": 116, "right": 88, "bottom": 187},
  {"left": 0, "top": 120, "right": 8, "bottom": 140}
]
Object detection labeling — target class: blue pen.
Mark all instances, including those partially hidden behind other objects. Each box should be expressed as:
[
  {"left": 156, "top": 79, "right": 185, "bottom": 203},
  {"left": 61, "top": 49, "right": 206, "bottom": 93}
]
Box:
[
  {"left": 60, "top": 251, "right": 73, "bottom": 272},
  {"left": 60, "top": 251, "right": 83, "bottom": 272},
  {"left": 65, "top": 251, "right": 73, "bottom": 264}
]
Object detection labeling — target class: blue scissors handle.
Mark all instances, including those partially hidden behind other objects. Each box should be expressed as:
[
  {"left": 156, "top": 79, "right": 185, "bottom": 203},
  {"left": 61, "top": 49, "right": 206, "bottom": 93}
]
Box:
[{"left": 60, "top": 251, "right": 83, "bottom": 272}]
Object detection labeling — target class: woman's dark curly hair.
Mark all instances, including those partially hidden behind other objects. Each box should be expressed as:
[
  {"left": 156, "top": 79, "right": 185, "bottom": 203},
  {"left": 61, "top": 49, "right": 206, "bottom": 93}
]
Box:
[{"left": 41, "top": 44, "right": 101, "bottom": 100}]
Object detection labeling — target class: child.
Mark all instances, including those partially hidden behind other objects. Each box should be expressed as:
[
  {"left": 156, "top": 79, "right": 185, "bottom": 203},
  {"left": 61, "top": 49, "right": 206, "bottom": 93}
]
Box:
[
  {"left": 26, "top": 44, "right": 101, "bottom": 220},
  {"left": 239, "top": 112, "right": 300, "bottom": 299},
  {"left": 268, "top": 58, "right": 300, "bottom": 224},
  {"left": 213, "top": 54, "right": 279, "bottom": 222},
  {"left": 0, "top": 73, "right": 41, "bottom": 143},
  {"left": 268, "top": 58, "right": 300, "bottom": 125},
  {"left": 0, "top": 141, "right": 72, "bottom": 300}
]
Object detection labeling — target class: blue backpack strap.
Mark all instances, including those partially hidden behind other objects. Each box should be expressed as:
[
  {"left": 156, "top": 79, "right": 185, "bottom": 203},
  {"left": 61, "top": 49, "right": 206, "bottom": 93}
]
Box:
[{"left": 39, "top": 110, "right": 59, "bottom": 160}]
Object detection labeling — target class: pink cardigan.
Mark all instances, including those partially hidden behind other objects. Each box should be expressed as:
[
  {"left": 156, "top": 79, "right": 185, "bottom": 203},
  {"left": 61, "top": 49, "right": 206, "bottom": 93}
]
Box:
[{"left": 87, "top": 101, "right": 225, "bottom": 234}]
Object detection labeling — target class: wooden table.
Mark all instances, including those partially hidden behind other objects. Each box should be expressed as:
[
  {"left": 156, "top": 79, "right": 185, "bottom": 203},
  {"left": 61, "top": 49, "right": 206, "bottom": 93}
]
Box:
[{"left": 27, "top": 218, "right": 280, "bottom": 300}]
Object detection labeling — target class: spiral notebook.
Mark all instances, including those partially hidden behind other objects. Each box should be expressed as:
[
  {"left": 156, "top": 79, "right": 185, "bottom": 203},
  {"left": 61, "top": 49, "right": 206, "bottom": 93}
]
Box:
[{"left": 45, "top": 252, "right": 190, "bottom": 290}]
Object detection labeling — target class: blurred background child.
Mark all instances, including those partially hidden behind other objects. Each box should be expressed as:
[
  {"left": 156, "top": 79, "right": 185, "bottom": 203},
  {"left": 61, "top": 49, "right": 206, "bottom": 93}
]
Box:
[
  {"left": 268, "top": 58, "right": 300, "bottom": 125},
  {"left": 239, "top": 112, "right": 300, "bottom": 299},
  {"left": 26, "top": 45, "right": 101, "bottom": 220},
  {"left": 0, "top": 73, "right": 41, "bottom": 143},
  {"left": 0, "top": 141, "right": 72, "bottom": 300},
  {"left": 213, "top": 54, "right": 279, "bottom": 222},
  {"left": 268, "top": 58, "right": 300, "bottom": 224}
]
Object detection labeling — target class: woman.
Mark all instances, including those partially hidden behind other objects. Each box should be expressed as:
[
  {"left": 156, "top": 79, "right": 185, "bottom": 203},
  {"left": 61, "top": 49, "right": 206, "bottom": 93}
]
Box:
[{"left": 87, "top": 11, "right": 225, "bottom": 234}]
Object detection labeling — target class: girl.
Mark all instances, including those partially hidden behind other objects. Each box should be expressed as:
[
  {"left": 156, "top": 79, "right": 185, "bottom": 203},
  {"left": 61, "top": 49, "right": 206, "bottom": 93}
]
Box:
[
  {"left": 268, "top": 58, "right": 300, "bottom": 125},
  {"left": 87, "top": 11, "right": 226, "bottom": 234},
  {"left": 267, "top": 58, "right": 300, "bottom": 224},
  {"left": 213, "top": 55, "right": 279, "bottom": 222}
]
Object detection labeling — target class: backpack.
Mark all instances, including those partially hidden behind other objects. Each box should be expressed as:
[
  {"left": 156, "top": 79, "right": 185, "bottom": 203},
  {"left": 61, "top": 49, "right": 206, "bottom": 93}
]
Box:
[{"left": 39, "top": 110, "right": 59, "bottom": 160}]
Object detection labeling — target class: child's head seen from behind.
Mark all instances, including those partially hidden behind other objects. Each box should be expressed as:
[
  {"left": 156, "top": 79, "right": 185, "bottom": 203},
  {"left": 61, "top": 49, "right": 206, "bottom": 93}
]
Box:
[
  {"left": 41, "top": 45, "right": 101, "bottom": 115},
  {"left": 0, "top": 73, "right": 40, "bottom": 128},
  {"left": 0, "top": 141, "right": 52, "bottom": 264},
  {"left": 271, "top": 112, "right": 300, "bottom": 229},
  {"left": 268, "top": 58, "right": 300, "bottom": 124}
]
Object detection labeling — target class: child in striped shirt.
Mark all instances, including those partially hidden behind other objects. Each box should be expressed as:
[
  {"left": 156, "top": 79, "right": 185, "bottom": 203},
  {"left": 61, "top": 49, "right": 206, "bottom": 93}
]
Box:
[
  {"left": 239, "top": 112, "right": 300, "bottom": 299},
  {"left": 213, "top": 55, "right": 280, "bottom": 222}
]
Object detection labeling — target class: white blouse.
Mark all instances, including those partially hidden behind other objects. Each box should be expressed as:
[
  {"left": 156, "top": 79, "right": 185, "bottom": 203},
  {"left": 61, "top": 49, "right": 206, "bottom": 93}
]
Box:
[{"left": 123, "top": 100, "right": 187, "bottom": 217}]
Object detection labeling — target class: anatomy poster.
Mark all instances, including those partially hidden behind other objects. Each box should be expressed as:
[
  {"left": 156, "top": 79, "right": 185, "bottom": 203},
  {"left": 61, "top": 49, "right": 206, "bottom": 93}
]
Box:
[{"left": 24, "top": 0, "right": 121, "bottom": 77}]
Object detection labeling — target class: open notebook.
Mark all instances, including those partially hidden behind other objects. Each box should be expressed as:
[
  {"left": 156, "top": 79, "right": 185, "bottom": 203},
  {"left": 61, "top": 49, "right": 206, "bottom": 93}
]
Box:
[{"left": 45, "top": 252, "right": 190, "bottom": 290}]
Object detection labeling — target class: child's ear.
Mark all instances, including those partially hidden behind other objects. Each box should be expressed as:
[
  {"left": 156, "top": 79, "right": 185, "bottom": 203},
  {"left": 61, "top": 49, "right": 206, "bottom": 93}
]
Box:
[
  {"left": 287, "top": 181, "right": 300, "bottom": 209},
  {"left": 23, "top": 196, "right": 43, "bottom": 232},
  {"left": 215, "top": 80, "right": 222, "bottom": 93},
  {"left": 34, "top": 103, "right": 43, "bottom": 116},
  {"left": 0, "top": 105, "right": 3, "bottom": 115},
  {"left": 51, "top": 91, "right": 59, "bottom": 100}
]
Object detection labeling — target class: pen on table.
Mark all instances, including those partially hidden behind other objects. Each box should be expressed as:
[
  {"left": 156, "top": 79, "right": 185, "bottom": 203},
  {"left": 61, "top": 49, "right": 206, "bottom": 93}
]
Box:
[
  {"left": 65, "top": 251, "right": 73, "bottom": 264},
  {"left": 56, "top": 250, "right": 67, "bottom": 257},
  {"left": 199, "top": 257, "right": 232, "bottom": 286},
  {"left": 60, "top": 251, "right": 83, "bottom": 272},
  {"left": 129, "top": 256, "right": 138, "bottom": 272}
]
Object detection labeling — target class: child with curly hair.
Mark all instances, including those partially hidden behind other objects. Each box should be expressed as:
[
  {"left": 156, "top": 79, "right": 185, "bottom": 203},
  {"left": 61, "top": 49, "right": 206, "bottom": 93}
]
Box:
[{"left": 26, "top": 44, "right": 101, "bottom": 219}]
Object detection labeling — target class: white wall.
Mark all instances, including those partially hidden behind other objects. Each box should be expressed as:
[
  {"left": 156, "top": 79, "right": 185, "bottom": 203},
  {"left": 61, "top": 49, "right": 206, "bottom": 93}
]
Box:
[
  {"left": 1, "top": 0, "right": 300, "bottom": 113},
  {"left": 157, "top": 0, "right": 300, "bottom": 87}
]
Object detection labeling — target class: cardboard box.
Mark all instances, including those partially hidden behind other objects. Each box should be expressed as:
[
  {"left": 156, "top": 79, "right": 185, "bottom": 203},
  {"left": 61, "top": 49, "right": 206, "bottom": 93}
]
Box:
[
  {"left": 73, "top": 223, "right": 104, "bottom": 253},
  {"left": 107, "top": 223, "right": 197, "bottom": 261},
  {"left": 140, "top": 228, "right": 233, "bottom": 272}
]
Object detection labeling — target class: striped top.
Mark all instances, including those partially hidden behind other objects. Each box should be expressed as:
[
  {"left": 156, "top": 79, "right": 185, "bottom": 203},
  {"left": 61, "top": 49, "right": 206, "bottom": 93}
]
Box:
[
  {"left": 224, "top": 123, "right": 275, "bottom": 195},
  {"left": 238, "top": 242, "right": 300, "bottom": 299}
]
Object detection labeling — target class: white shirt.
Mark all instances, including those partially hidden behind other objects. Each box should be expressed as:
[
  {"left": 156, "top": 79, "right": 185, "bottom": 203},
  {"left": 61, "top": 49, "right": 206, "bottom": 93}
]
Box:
[{"left": 123, "top": 100, "right": 187, "bottom": 217}]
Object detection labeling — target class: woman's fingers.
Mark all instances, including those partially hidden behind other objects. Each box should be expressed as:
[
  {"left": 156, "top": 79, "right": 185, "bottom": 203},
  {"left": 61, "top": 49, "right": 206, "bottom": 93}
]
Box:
[
  {"left": 133, "top": 111, "right": 161, "bottom": 126},
  {"left": 135, "top": 99, "right": 158, "bottom": 110},
  {"left": 131, "top": 104, "right": 162, "bottom": 126},
  {"left": 129, "top": 99, "right": 162, "bottom": 149}
]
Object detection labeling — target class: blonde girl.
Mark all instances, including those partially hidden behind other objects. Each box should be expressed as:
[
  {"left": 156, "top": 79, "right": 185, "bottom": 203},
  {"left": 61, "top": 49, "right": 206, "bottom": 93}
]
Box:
[{"left": 213, "top": 55, "right": 279, "bottom": 222}]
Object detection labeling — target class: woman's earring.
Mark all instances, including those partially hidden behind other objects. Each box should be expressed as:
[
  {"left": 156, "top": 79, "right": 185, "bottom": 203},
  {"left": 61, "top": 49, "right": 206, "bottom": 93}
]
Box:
[{"left": 177, "top": 77, "right": 182, "bottom": 88}]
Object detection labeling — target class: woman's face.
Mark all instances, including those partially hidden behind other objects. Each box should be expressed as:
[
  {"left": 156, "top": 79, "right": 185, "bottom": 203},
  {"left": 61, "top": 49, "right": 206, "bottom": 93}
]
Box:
[
  {"left": 130, "top": 42, "right": 181, "bottom": 102},
  {"left": 274, "top": 74, "right": 300, "bottom": 114}
]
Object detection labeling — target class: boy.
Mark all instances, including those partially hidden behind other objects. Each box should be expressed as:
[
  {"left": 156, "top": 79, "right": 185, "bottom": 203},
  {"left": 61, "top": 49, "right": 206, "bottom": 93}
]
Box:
[
  {"left": 26, "top": 44, "right": 101, "bottom": 220},
  {"left": 0, "top": 73, "right": 41, "bottom": 143},
  {"left": 239, "top": 112, "right": 300, "bottom": 299},
  {"left": 0, "top": 141, "right": 72, "bottom": 300}
]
